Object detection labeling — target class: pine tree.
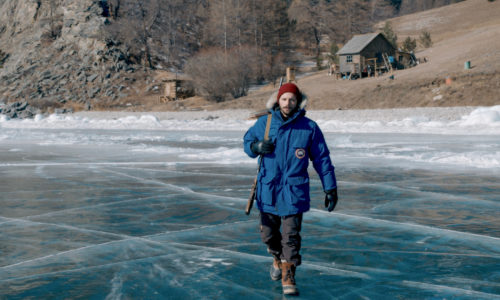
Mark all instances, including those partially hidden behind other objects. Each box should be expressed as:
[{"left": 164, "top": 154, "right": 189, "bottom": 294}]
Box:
[
  {"left": 419, "top": 30, "right": 433, "bottom": 48},
  {"left": 401, "top": 36, "right": 416, "bottom": 52},
  {"left": 327, "top": 43, "right": 339, "bottom": 64},
  {"left": 382, "top": 21, "right": 398, "bottom": 48}
]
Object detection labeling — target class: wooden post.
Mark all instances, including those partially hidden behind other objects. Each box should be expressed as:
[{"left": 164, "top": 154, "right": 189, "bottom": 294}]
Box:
[
  {"left": 286, "top": 67, "right": 295, "bottom": 83},
  {"left": 164, "top": 82, "right": 171, "bottom": 98}
]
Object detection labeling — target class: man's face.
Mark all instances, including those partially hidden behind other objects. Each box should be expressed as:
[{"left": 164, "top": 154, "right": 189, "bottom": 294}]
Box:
[{"left": 278, "top": 92, "right": 298, "bottom": 118}]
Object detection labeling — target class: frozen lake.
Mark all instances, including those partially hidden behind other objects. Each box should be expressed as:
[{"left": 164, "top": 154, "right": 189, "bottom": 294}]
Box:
[{"left": 1, "top": 107, "right": 499, "bottom": 299}]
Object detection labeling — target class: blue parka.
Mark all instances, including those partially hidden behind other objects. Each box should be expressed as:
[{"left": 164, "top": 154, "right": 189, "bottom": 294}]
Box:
[{"left": 244, "top": 107, "right": 337, "bottom": 216}]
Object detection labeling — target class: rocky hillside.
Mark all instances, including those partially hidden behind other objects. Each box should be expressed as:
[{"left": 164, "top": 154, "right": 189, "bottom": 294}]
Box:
[{"left": 0, "top": 0, "right": 151, "bottom": 112}]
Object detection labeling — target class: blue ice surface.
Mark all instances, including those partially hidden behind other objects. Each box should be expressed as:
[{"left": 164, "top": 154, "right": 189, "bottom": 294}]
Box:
[{"left": 0, "top": 128, "right": 499, "bottom": 299}]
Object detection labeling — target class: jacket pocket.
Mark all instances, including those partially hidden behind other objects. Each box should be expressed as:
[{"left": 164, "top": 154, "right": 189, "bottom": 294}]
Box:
[
  {"left": 258, "top": 176, "right": 276, "bottom": 206},
  {"left": 286, "top": 176, "right": 310, "bottom": 204}
]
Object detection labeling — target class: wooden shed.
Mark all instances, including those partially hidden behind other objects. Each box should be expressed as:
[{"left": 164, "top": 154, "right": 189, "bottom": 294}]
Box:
[
  {"left": 394, "top": 50, "right": 418, "bottom": 69},
  {"left": 337, "top": 33, "right": 396, "bottom": 79},
  {"left": 155, "top": 71, "right": 194, "bottom": 103}
]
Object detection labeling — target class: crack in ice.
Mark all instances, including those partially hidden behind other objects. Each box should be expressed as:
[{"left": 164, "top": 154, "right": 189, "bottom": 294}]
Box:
[{"left": 310, "top": 209, "right": 500, "bottom": 244}]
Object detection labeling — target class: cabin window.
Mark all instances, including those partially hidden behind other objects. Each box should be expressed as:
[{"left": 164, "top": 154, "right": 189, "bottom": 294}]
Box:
[{"left": 347, "top": 55, "right": 352, "bottom": 63}]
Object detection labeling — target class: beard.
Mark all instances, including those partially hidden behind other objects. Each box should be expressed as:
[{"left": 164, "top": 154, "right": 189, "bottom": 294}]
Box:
[{"left": 280, "top": 106, "right": 297, "bottom": 118}]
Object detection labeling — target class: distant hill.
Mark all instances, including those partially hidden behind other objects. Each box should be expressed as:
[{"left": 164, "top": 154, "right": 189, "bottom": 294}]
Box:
[{"left": 207, "top": 0, "right": 500, "bottom": 111}]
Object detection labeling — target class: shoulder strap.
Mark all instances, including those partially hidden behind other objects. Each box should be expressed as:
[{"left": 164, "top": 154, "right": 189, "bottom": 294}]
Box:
[{"left": 264, "top": 113, "right": 272, "bottom": 141}]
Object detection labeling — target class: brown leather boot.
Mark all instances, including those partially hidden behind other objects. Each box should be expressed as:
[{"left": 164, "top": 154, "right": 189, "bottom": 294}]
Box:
[
  {"left": 270, "top": 258, "right": 282, "bottom": 281},
  {"left": 281, "top": 261, "right": 298, "bottom": 295}
]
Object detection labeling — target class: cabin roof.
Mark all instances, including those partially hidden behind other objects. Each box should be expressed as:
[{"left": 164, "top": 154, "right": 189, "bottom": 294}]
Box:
[{"left": 338, "top": 33, "right": 384, "bottom": 55}]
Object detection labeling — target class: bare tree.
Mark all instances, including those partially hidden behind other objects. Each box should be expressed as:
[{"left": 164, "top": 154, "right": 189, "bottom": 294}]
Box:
[
  {"left": 399, "top": 0, "right": 464, "bottom": 15},
  {"left": 106, "top": 0, "right": 161, "bottom": 69},
  {"left": 203, "top": 0, "right": 253, "bottom": 52},
  {"left": 105, "top": 0, "right": 206, "bottom": 70},
  {"left": 289, "top": 0, "right": 383, "bottom": 53},
  {"left": 200, "top": 0, "right": 291, "bottom": 83},
  {"left": 288, "top": 0, "right": 323, "bottom": 56},
  {"left": 370, "top": 0, "right": 396, "bottom": 22},
  {"left": 256, "top": 0, "right": 293, "bottom": 82},
  {"left": 38, "top": 0, "right": 63, "bottom": 44},
  {"left": 109, "top": 1, "right": 160, "bottom": 69},
  {"left": 184, "top": 46, "right": 262, "bottom": 101}
]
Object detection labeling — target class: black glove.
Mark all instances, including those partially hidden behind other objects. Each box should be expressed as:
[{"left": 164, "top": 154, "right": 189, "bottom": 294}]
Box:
[
  {"left": 324, "top": 188, "right": 338, "bottom": 212},
  {"left": 251, "top": 140, "right": 274, "bottom": 155}
]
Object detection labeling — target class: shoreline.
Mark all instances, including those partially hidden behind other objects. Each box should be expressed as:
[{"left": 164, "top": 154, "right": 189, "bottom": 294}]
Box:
[
  {"left": 2, "top": 105, "right": 498, "bottom": 137},
  {"left": 73, "top": 106, "right": 480, "bottom": 122}
]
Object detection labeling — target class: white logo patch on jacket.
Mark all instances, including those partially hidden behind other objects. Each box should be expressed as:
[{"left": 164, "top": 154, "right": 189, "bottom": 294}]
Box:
[{"left": 295, "top": 148, "right": 306, "bottom": 159}]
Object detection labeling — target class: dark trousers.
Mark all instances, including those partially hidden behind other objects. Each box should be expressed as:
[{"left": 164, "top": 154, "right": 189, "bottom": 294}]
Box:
[{"left": 260, "top": 212, "right": 303, "bottom": 266}]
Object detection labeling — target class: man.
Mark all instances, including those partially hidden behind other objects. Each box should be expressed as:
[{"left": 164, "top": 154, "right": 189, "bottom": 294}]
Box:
[{"left": 243, "top": 83, "right": 338, "bottom": 295}]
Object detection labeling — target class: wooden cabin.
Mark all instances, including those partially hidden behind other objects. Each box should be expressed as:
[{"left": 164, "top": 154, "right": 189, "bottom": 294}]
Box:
[
  {"left": 338, "top": 33, "right": 396, "bottom": 79},
  {"left": 155, "top": 71, "right": 194, "bottom": 103}
]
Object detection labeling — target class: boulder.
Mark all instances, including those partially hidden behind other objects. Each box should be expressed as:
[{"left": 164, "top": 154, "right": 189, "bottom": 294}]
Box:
[{"left": 0, "top": 101, "right": 41, "bottom": 119}]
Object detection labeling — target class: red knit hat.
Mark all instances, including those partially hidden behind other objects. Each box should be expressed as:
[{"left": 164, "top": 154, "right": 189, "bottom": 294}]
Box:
[{"left": 277, "top": 83, "right": 302, "bottom": 103}]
